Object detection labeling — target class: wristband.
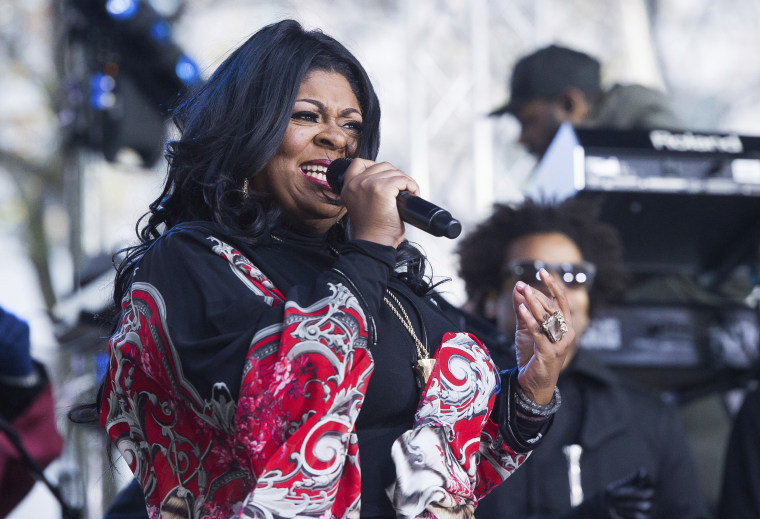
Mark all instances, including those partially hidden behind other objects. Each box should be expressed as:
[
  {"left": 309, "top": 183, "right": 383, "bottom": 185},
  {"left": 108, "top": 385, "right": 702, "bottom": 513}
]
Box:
[{"left": 514, "top": 384, "right": 561, "bottom": 420}]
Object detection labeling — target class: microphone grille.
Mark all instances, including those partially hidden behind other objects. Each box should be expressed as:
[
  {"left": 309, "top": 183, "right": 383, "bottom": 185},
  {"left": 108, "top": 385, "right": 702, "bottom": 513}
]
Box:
[{"left": 326, "top": 158, "right": 353, "bottom": 194}]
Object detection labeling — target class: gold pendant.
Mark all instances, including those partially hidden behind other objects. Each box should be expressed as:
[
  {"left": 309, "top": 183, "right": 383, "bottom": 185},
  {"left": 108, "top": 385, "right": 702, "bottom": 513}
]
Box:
[{"left": 414, "top": 358, "right": 436, "bottom": 386}]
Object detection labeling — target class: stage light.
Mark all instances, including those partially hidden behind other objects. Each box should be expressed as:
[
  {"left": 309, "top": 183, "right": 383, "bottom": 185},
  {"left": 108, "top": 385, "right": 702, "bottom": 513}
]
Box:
[
  {"left": 150, "top": 20, "right": 170, "bottom": 41},
  {"left": 105, "top": 0, "right": 138, "bottom": 20},
  {"left": 89, "top": 73, "right": 116, "bottom": 109},
  {"left": 90, "top": 73, "right": 115, "bottom": 92},
  {"left": 175, "top": 54, "right": 200, "bottom": 86},
  {"left": 90, "top": 91, "right": 116, "bottom": 110},
  {"left": 64, "top": 0, "right": 203, "bottom": 165}
]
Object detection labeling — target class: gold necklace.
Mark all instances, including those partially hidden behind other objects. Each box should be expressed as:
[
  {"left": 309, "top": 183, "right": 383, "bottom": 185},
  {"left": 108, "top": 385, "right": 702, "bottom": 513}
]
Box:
[{"left": 383, "top": 289, "right": 435, "bottom": 385}]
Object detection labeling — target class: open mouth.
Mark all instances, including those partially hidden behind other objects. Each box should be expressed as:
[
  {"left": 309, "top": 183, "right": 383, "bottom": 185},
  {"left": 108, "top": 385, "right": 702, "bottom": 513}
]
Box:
[{"left": 300, "top": 162, "right": 331, "bottom": 188}]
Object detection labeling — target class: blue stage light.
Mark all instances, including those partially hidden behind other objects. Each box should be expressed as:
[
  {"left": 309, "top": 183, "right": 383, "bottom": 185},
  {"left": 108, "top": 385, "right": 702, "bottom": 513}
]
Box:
[
  {"left": 105, "top": 0, "right": 138, "bottom": 20},
  {"left": 90, "top": 73, "right": 115, "bottom": 93},
  {"left": 89, "top": 73, "right": 117, "bottom": 109},
  {"left": 150, "top": 20, "right": 171, "bottom": 41},
  {"left": 90, "top": 91, "right": 116, "bottom": 110},
  {"left": 175, "top": 54, "right": 201, "bottom": 86}
]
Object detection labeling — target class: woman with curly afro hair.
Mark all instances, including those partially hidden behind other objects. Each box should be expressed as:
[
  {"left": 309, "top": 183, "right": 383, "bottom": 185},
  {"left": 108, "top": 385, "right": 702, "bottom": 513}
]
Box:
[{"left": 457, "top": 196, "right": 709, "bottom": 519}]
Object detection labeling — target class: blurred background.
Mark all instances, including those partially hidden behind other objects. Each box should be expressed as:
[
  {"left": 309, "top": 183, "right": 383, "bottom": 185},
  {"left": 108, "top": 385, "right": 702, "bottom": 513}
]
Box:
[{"left": 1, "top": 0, "right": 759, "bottom": 517}]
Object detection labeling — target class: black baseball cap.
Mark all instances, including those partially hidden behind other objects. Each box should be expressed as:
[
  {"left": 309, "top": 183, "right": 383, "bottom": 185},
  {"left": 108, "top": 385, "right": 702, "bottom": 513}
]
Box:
[{"left": 490, "top": 44, "right": 601, "bottom": 116}]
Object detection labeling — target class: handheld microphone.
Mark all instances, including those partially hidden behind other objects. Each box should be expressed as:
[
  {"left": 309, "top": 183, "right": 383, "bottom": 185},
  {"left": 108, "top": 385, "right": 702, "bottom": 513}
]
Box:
[{"left": 326, "top": 158, "right": 462, "bottom": 239}]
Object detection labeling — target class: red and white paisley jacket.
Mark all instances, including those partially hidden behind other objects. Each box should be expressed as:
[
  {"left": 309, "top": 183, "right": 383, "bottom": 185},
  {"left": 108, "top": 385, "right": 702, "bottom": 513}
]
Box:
[{"left": 99, "top": 223, "right": 530, "bottom": 519}]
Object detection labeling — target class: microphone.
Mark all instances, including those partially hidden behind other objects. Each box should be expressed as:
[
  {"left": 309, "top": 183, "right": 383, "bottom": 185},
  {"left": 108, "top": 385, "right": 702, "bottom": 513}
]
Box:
[{"left": 326, "top": 158, "right": 462, "bottom": 239}]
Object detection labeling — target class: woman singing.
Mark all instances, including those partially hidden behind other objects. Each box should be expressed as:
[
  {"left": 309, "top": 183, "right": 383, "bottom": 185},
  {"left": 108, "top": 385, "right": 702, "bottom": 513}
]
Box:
[{"left": 98, "top": 19, "right": 573, "bottom": 519}]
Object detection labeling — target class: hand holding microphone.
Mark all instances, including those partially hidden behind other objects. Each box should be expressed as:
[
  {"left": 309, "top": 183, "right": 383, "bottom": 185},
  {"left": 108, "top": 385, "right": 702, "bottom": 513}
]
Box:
[{"left": 326, "top": 158, "right": 462, "bottom": 239}]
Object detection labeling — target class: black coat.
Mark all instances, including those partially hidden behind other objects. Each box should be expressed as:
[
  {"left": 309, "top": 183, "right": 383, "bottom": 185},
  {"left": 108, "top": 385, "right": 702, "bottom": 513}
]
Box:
[
  {"left": 718, "top": 386, "right": 760, "bottom": 518},
  {"left": 476, "top": 348, "right": 709, "bottom": 519}
]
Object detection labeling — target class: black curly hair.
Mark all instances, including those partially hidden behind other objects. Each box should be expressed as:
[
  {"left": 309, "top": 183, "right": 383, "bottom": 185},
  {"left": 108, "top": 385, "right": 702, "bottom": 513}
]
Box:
[{"left": 457, "top": 197, "right": 629, "bottom": 319}]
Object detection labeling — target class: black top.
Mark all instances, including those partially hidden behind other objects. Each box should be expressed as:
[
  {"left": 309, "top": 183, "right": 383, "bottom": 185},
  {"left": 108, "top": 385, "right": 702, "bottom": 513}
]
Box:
[{"left": 718, "top": 385, "right": 760, "bottom": 518}]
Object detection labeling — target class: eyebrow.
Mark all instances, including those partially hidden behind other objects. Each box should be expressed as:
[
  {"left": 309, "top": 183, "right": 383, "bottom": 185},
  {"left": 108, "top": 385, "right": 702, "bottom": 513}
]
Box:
[{"left": 296, "top": 98, "right": 361, "bottom": 117}]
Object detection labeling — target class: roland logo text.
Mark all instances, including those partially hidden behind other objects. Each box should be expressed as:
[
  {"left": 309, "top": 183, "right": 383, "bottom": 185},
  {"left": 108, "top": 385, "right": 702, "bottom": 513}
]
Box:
[{"left": 649, "top": 130, "right": 743, "bottom": 153}]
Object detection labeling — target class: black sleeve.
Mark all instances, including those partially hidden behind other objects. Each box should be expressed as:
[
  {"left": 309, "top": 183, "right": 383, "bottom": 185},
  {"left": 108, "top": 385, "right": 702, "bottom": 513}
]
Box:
[
  {"left": 646, "top": 397, "right": 710, "bottom": 518},
  {"left": 493, "top": 368, "right": 555, "bottom": 454},
  {"left": 718, "top": 388, "right": 760, "bottom": 519},
  {"left": 103, "top": 479, "right": 150, "bottom": 519}
]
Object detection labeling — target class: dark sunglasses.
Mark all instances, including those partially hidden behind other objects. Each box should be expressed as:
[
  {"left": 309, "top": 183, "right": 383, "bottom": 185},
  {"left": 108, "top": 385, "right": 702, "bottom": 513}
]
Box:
[{"left": 504, "top": 259, "right": 596, "bottom": 288}]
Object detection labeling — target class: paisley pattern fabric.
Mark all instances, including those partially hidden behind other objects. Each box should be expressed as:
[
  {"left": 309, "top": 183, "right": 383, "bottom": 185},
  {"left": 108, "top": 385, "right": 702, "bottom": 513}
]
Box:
[
  {"left": 388, "top": 333, "right": 526, "bottom": 518},
  {"left": 99, "top": 229, "right": 529, "bottom": 519},
  {"left": 236, "top": 281, "right": 372, "bottom": 519},
  {"left": 101, "top": 280, "right": 252, "bottom": 519}
]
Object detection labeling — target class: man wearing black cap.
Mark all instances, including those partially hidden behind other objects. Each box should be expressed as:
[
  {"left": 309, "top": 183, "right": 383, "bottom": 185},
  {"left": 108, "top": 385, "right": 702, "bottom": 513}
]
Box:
[{"left": 491, "top": 44, "right": 681, "bottom": 159}]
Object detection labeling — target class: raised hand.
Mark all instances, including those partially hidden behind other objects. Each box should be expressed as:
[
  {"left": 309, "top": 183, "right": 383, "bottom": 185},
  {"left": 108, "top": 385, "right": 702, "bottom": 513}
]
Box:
[{"left": 512, "top": 268, "right": 574, "bottom": 404}]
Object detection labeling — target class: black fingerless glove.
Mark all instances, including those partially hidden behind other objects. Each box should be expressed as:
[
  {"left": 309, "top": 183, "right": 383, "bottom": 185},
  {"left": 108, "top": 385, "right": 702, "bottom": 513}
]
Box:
[{"left": 558, "top": 469, "right": 656, "bottom": 519}]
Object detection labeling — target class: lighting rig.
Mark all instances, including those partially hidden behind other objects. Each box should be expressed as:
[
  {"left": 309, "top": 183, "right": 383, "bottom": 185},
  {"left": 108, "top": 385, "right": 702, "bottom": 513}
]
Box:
[{"left": 60, "top": 0, "right": 201, "bottom": 166}]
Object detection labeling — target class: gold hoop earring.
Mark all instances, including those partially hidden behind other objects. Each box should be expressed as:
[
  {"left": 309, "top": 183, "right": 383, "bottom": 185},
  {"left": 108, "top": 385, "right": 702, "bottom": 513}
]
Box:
[{"left": 242, "top": 178, "right": 249, "bottom": 198}]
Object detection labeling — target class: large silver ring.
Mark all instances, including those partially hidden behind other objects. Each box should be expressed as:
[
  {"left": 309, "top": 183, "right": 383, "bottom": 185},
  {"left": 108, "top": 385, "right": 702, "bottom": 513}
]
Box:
[{"left": 541, "top": 311, "right": 568, "bottom": 343}]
